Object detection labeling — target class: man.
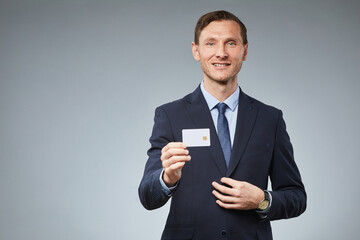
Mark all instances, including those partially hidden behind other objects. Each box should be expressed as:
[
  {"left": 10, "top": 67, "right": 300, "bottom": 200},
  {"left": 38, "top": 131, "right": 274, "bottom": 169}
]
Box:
[{"left": 139, "top": 10, "right": 306, "bottom": 240}]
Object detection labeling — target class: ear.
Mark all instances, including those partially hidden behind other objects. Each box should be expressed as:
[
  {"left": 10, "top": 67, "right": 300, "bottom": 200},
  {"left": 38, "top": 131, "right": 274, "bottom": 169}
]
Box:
[
  {"left": 192, "top": 42, "right": 200, "bottom": 61},
  {"left": 242, "top": 43, "right": 248, "bottom": 61}
]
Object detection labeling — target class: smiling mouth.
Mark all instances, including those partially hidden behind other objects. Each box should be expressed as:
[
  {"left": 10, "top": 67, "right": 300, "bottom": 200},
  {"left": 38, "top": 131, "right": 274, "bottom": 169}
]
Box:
[{"left": 213, "top": 63, "right": 230, "bottom": 67}]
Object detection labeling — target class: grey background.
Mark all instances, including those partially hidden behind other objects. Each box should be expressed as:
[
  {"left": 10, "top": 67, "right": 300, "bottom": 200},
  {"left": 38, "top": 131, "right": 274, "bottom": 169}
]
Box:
[{"left": 1, "top": 0, "right": 359, "bottom": 239}]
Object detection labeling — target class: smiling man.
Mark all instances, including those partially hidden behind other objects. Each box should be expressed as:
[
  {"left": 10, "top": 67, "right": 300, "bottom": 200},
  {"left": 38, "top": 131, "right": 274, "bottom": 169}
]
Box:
[{"left": 139, "top": 10, "right": 306, "bottom": 240}]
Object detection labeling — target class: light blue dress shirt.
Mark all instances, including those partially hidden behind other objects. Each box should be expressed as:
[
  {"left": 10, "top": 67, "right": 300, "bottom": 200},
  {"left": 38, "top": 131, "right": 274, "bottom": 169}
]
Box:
[{"left": 200, "top": 82, "right": 239, "bottom": 147}]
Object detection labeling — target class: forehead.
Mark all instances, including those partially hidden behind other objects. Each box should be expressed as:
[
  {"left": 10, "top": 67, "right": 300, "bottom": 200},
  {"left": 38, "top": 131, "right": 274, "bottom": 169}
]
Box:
[{"left": 199, "top": 20, "right": 242, "bottom": 42}]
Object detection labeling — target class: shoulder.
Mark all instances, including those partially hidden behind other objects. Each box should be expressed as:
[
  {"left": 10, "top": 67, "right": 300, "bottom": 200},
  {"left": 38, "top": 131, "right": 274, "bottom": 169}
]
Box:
[
  {"left": 240, "top": 90, "right": 284, "bottom": 129},
  {"left": 154, "top": 96, "right": 186, "bottom": 117},
  {"left": 158, "top": 96, "right": 188, "bottom": 111},
  {"left": 242, "top": 90, "right": 282, "bottom": 115},
  {"left": 156, "top": 87, "right": 200, "bottom": 114},
  {"left": 241, "top": 91, "right": 285, "bottom": 134}
]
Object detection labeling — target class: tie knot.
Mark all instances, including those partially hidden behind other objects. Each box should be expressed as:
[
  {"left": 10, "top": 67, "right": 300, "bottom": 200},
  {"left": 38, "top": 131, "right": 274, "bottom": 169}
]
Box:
[{"left": 217, "top": 103, "right": 228, "bottom": 114}]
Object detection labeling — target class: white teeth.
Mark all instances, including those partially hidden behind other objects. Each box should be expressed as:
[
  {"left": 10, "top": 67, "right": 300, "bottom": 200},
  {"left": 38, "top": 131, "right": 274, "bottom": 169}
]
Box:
[{"left": 214, "top": 63, "right": 228, "bottom": 66}]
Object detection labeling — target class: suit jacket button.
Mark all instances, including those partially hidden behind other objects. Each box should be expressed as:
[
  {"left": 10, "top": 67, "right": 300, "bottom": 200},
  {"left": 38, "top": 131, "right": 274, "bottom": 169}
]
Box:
[{"left": 221, "top": 230, "right": 227, "bottom": 236}]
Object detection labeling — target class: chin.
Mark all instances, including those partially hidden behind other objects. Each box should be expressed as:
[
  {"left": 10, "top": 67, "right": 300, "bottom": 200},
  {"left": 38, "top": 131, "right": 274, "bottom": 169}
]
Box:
[
  {"left": 213, "top": 77, "right": 236, "bottom": 85},
  {"left": 204, "top": 72, "right": 237, "bottom": 85}
]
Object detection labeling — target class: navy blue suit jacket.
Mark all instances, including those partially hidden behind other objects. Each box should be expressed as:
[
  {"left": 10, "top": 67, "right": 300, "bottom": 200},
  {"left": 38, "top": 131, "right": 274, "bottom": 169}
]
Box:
[{"left": 139, "top": 86, "right": 306, "bottom": 240}]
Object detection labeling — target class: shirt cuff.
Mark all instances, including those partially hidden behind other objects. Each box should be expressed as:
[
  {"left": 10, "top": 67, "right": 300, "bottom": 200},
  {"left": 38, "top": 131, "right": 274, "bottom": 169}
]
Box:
[
  {"left": 159, "top": 169, "right": 178, "bottom": 196},
  {"left": 255, "top": 190, "right": 272, "bottom": 219}
]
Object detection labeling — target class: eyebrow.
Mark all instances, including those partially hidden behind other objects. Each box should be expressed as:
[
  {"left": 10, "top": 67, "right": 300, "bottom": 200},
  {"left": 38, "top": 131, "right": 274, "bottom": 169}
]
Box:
[
  {"left": 203, "top": 37, "right": 217, "bottom": 42},
  {"left": 203, "top": 37, "right": 241, "bottom": 43}
]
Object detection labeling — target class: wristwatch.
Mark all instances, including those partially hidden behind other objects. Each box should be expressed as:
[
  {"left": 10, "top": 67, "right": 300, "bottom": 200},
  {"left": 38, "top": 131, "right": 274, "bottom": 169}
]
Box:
[{"left": 257, "top": 190, "right": 270, "bottom": 211}]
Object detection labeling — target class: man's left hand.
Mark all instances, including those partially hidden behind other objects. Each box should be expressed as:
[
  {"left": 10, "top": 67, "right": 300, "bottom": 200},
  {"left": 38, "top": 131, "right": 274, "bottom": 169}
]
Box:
[{"left": 212, "top": 177, "right": 264, "bottom": 210}]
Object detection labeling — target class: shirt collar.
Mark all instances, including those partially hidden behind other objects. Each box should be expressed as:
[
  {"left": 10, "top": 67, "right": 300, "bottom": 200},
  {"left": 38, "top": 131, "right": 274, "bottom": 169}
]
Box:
[{"left": 200, "top": 81, "right": 239, "bottom": 112}]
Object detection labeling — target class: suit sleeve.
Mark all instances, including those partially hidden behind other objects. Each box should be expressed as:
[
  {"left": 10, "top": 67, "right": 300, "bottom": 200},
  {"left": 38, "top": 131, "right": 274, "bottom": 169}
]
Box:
[
  {"left": 138, "top": 107, "right": 174, "bottom": 210},
  {"left": 267, "top": 110, "right": 307, "bottom": 220}
]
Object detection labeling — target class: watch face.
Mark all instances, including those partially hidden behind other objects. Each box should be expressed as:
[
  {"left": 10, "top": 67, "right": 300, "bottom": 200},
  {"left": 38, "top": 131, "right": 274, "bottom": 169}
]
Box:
[{"left": 259, "top": 200, "right": 270, "bottom": 210}]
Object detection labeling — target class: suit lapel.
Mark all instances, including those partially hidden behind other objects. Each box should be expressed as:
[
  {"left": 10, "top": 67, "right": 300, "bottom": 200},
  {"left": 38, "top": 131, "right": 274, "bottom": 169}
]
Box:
[
  {"left": 185, "top": 86, "right": 227, "bottom": 176},
  {"left": 226, "top": 89, "right": 258, "bottom": 177}
]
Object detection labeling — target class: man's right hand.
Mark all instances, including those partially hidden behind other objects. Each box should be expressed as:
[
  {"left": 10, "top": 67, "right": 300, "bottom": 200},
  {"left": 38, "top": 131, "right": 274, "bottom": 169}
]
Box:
[{"left": 161, "top": 142, "right": 191, "bottom": 187}]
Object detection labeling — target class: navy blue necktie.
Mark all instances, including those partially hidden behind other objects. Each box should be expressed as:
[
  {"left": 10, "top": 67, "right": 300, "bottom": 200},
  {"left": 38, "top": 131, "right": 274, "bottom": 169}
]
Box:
[{"left": 217, "top": 103, "right": 231, "bottom": 167}]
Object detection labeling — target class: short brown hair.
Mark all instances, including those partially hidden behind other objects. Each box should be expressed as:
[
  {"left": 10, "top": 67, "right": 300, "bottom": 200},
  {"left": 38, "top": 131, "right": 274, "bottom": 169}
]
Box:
[{"left": 194, "top": 10, "right": 248, "bottom": 45}]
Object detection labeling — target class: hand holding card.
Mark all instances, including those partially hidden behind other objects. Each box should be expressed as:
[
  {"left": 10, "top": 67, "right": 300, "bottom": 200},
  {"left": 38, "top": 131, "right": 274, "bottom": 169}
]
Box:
[{"left": 161, "top": 142, "right": 191, "bottom": 187}]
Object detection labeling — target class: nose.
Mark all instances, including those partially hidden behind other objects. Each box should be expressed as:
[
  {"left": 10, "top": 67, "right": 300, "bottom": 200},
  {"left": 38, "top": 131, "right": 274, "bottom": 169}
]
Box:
[{"left": 216, "top": 45, "right": 228, "bottom": 58}]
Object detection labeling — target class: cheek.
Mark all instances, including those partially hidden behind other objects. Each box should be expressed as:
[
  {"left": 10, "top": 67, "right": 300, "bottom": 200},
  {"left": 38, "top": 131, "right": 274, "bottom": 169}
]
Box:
[
  {"left": 199, "top": 55, "right": 213, "bottom": 68},
  {"left": 199, "top": 48, "right": 215, "bottom": 59},
  {"left": 200, "top": 54, "right": 212, "bottom": 61},
  {"left": 200, "top": 61, "right": 210, "bottom": 72},
  {"left": 233, "top": 53, "right": 245, "bottom": 64}
]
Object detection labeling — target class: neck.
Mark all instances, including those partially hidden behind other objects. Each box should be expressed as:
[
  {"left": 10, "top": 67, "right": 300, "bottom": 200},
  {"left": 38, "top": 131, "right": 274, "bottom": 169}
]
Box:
[{"left": 203, "top": 78, "right": 238, "bottom": 102}]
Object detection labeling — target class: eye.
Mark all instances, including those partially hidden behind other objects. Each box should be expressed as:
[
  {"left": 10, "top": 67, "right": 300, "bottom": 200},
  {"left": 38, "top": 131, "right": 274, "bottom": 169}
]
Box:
[
  {"left": 228, "top": 41, "right": 236, "bottom": 46},
  {"left": 206, "top": 42, "right": 214, "bottom": 46}
]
